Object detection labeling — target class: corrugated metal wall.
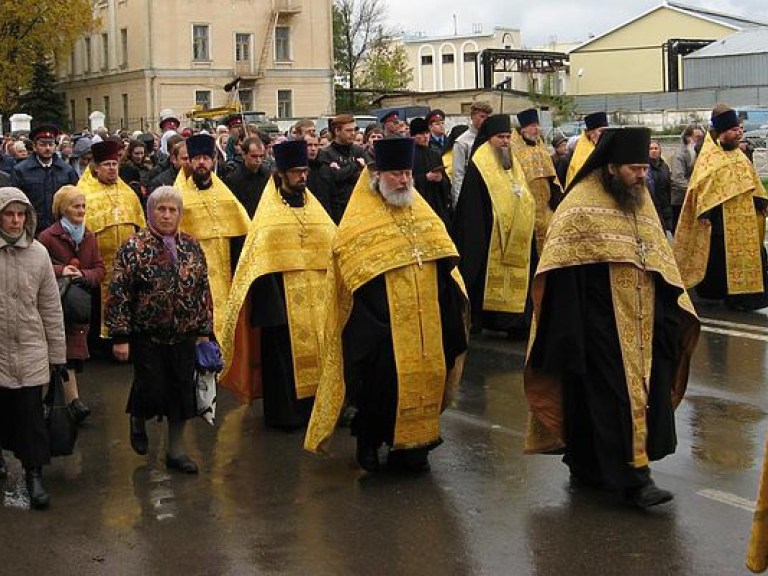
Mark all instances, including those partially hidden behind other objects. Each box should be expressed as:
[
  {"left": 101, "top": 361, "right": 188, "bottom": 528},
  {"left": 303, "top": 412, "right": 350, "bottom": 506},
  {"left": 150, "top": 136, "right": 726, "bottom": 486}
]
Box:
[
  {"left": 684, "top": 54, "right": 768, "bottom": 89},
  {"left": 574, "top": 86, "right": 768, "bottom": 114}
]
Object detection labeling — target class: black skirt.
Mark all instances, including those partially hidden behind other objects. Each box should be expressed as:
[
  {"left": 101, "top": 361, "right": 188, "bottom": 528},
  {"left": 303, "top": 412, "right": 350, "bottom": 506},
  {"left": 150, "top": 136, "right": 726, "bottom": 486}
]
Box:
[
  {"left": 125, "top": 335, "right": 197, "bottom": 422},
  {"left": 0, "top": 386, "right": 51, "bottom": 468}
]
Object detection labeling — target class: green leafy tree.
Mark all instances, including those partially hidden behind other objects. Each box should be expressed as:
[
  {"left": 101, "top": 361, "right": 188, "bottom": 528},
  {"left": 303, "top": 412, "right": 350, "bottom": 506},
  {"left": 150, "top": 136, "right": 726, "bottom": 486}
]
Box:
[
  {"left": 0, "top": 1, "right": 96, "bottom": 117},
  {"left": 17, "top": 59, "right": 67, "bottom": 127},
  {"left": 359, "top": 41, "right": 413, "bottom": 92}
]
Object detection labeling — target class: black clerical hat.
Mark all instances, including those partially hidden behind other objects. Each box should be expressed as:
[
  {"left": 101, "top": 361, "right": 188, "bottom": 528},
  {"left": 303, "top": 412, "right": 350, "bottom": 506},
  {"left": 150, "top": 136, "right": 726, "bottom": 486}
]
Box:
[
  {"left": 584, "top": 112, "right": 608, "bottom": 131},
  {"left": 482, "top": 114, "right": 512, "bottom": 136},
  {"left": 91, "top": 140, "right": 121, "bottom": 163},
  {"left": 566, "top": 127, "right": 651, "bottom": 192},
  {"left": 516, "top": 108, "right": 539, "bottom": 128},
  {"left": 409, "top": 117, "right": 429, "bottom": 135},
  {"left": 186, "top": 134, "right": 216, "bottom": 159},
  {"left": 273, "top": 140, "right": 309, "bottom": 171},
  {"left": 374, "top": 137, "right": 415, "bottom": 171},
  {"left": 711, "top": 107, "right": 739, "bottom": 133}
]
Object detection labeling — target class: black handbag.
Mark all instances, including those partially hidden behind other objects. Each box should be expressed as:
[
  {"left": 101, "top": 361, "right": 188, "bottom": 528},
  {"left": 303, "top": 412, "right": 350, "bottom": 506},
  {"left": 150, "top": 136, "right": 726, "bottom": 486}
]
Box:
[
  {"left": 57, "top": 277, "right": 91, "bottom": 324},
  {"left": 44, "top": 368, "right": 78, "bottom": 457}
]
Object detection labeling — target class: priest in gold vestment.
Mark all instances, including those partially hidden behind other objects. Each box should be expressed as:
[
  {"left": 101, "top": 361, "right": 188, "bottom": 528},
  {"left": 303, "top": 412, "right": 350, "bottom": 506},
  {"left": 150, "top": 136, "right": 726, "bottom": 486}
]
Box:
[
  {"left": 175, "top": 134, "right": 250, "bottom": 337},
  {"left": 451, "top": 113, "right": 536, "bottom": 336},
  {"left": 674, "top": 104, "right": 768, "bottom": 311},
  {"left": 77, "top": 140, "right": 146, "bottom": 337},
  {"left": 562, "top": 111, "right": 609, "bottom": 188},
  {"left": 219, "top": 140, "right": 336, "bottom": 430},
  {"left": 511, "top": 108, "right": 562, "bottom": 255},
  {"left": 524, "top": 127, "right": 700, "bottom": 508},
  {"left": 304, "top": 138, "right": 468, "bottom": 473}
]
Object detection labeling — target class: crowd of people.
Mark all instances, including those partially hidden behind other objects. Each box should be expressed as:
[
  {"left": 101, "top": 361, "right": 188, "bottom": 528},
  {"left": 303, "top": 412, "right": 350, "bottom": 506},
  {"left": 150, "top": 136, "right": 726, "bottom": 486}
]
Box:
[{"left": 1, "top": 101, "right": 766, "bottom": 519}]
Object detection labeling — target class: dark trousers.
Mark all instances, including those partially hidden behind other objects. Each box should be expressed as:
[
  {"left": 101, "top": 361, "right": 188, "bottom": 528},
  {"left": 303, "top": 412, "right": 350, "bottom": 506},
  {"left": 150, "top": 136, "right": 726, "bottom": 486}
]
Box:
[{"left": 0, "top": 386, "right": 50, "bottom": 468}]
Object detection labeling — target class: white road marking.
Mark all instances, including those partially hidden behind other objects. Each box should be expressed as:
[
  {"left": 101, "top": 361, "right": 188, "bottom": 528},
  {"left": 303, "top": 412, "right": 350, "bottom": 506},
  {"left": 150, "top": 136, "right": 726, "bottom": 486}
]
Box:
[
  {"left": 696, "top": 488, "right": 756, "bottom": 513},
  {"left": 701, "top": 326, "right": 768, "bottom": 342},
  {"left": 700, "top": 317, "right": 768, "bottom": 334}
]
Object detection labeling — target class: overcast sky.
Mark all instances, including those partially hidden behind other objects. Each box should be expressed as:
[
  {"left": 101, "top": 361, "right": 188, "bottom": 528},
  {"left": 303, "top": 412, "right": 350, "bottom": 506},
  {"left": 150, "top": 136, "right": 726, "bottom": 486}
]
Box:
[{"left": 383, "top": 0, "right": 768, "bottom": 47}]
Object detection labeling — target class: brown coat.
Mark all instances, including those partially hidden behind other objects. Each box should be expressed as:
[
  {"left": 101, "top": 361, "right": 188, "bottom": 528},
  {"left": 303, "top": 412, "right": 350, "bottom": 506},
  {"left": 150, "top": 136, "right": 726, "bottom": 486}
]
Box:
[
  {"left": 0, "top": 187, "right": 66, "bottom": 387},
  {"left": 38, "top": 221, "right": 105, "bottom": 360}
]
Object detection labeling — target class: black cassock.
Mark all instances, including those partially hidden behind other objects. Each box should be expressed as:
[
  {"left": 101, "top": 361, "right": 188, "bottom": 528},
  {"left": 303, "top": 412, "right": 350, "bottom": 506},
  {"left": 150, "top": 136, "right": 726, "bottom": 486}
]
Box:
[
  {"left": 528, "top": 263, "right": 684, "bottom": 489},
  {"left": 451, "top": 162, "right": 536, "bottom": 333},
  {"left": 342, "top": 259, "right": 467, "bottom": 448},
  {"left": 412, "top": 144, "right": 452, "bottom": 225}
]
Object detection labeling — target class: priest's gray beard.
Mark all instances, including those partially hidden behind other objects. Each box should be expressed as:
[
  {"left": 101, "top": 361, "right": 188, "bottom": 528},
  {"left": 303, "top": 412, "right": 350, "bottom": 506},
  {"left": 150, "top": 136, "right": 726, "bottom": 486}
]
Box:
[
  {"left": 602, "top": 167, "right": 645, "bottom": 212},
  {"left": 370, "top": 174, "right": 414, "bottom": 207},
  {"left": 495, "top": 146, "right": 513, "bottom": 170}
]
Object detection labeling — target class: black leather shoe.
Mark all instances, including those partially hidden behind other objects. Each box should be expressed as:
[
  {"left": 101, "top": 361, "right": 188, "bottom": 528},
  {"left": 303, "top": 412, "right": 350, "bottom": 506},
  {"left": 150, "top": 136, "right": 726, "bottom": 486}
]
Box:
[
  {"left": 25, "top": 468, "right": 50, "bottom": 510},
  {"left": 624, "top": 480, "right": 673, "bottom": 509},
  {"left": 356, "top": 439, "right": 380, "bottom": 472},
  {"left": 166, "top": 454, "right": 199, "bottom": 474},
  {"left": 130, "top": 417, "right": 148, "bottom": 456},
  {"left": 0, "top": 453, "right": 7, "bottom": 480},
  {"left": 68, "top": 398, "right": 91, "bottom": 424},
  {"left": 388, "top": 448, "right": 430, "bottom": 473}
]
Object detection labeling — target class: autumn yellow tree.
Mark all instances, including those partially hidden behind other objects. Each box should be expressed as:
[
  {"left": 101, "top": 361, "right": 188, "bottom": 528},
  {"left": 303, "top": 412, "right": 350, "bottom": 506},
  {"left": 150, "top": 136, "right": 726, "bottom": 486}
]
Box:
[{"left": 0, "top": 1, "right": 96, "bottom": 114}]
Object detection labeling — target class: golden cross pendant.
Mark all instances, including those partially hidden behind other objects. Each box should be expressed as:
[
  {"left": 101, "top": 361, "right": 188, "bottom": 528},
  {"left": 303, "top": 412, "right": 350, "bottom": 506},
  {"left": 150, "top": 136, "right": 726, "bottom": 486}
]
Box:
[{"left": 412, "top": 246, "right": 424, "bottom": 268}]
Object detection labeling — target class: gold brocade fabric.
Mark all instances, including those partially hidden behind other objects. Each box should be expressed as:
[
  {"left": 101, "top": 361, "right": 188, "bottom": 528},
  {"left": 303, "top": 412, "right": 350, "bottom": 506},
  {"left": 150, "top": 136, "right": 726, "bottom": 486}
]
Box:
[
  {"left": 472, "top": 141, "right": 536, "bottom": 313},
  {"left": 610, "top": 264, "right": 655, "bottom": 467},
  {"left": 219, "top": 178, "right": 336, "bottom": 401},
  {"left": 565, "top": 132, "right": 594, "bottom": 188},
  {"left": 78, "top": 171, "right": 146, "bottom": 337},
  {"left": 524, "top": 171, "right": 700, "bottom": 458},
  {"left": 304, "top": 169, "right": 468, "bottom": 454},
  {"left": 510, "top": 132, "right": 561, "bottom": 255},
  {"left": 443, "top": 149, "right": 454, "bottom": 181},
  {"left": 674, "top": 133, "right": 768, "bottom": 294},
  {"left": 175, "top": 171, "right": 251, "bottom": 337}
]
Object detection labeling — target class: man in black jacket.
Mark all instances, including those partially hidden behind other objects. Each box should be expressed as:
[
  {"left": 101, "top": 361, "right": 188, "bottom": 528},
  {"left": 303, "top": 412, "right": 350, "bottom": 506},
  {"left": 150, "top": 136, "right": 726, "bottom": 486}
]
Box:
[
  {"left": 647, "top": 139, "right": 673, "bottom": 233},
  {"left": 316, "top": 114, "right": 367, "bottom": 223},
  {"left": 410, "top": 117, "right": 452, "bottom": 224},
  {"left": 222, "top": 136, "right": 270, "bottom": 218},
  {"left": 11, "top": 125, "right": 78, "bottom": 233}
]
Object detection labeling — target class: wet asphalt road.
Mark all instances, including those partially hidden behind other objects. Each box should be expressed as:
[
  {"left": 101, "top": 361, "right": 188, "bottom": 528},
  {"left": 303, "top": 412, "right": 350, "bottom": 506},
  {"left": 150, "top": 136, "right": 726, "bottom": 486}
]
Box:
[{"left": 2, "top": 300, "right": 768, "bottom": 575}]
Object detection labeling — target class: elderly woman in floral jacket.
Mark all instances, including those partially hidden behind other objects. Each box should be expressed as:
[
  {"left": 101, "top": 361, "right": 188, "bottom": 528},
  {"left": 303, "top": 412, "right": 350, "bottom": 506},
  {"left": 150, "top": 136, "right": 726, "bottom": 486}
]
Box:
[
  {"left": 39, "top": 185, "right": 105, "bottom": 424},
  {"left": 0, "top": 187, "right": 66, "bottom": 510},
  {"left": 106, "top": 186, "right": 213, "bottom": 474}
]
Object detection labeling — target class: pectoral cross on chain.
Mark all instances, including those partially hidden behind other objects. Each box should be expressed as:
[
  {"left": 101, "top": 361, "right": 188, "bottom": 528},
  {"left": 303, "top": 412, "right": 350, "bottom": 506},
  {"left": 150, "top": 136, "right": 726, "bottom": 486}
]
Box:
[
  {"left": 636, "top": 237, "right": 649, "bottom": 267},
  {"left": 412, "top": 246, "right": 424, "bottom": 269},
  {"left": 113, "top": 207, "right": 121, "bottom": 220}
]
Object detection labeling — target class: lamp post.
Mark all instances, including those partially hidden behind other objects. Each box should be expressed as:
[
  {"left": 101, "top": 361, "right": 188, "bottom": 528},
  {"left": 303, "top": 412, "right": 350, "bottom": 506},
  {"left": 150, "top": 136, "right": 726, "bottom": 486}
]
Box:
[{"left": 575, "top": 68, "right": 584, "bottom": 95}]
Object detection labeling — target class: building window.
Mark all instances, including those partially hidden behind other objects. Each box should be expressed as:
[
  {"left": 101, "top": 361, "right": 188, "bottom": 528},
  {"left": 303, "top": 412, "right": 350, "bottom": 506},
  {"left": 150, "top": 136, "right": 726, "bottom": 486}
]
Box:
[
  {"left": 103, "top": 96, "right": 110, "bottom": 125},
  {"left": 122, "top": 94, "right": 128, "bottom": 128},
  {"left": 101, "top": 33, "right": 109, "bottom": 70},
  {"left": 239, "top": 89, "right": 253, "bottom": 111},
  {"left": 86, "top": 98, "right": 92, "bottom": 116},
  {"left": 463, "top": 52, "right": 477, "bottom": 62},
  {"left": 235, "top": 33, "right": 251, "bottom": 62},
  {"left": 275, "top": 26, "right": 290, "bottom": 62},
  {"left": 442, "top": 53, "right": 454, "bottom": 64},
  {"left": 193, "top": 25, "right": 210, "bottom": 61},
  {"left": 120, "top": 28, "right": 128, "bottom": 67},
  {"left": 421, "top": 55, "right": 433, "bottom": 65},
  {"left": 70, "top": 100, "right": 76, "bottom": 128},
  {"left": 277, "top": 90, "right": 292, "bottom": 119},
  {"left": 84, "top": 37, "right": 92, "bottom": 72},
  {"left": 196, "top": 90, "right": 212, "bottom": 110}
]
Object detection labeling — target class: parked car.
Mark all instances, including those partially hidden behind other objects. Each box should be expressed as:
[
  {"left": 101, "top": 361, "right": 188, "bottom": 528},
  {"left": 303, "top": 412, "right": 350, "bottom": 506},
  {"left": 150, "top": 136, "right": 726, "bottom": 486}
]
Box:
[
  {"left": 743, "top": 127, "right": 768, "bottom": 149},
  {"left": 737, "top": 108, "right": 768, "bottom": 132}
]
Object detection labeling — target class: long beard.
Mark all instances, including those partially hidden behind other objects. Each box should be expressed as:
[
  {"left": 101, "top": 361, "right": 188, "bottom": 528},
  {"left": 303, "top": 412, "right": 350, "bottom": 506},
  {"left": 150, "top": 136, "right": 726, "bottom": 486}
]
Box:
[
  {"left": 192, "top": 169, "right": 211, "bottom": 189},
  {"left": 370, "top": 175, "right": 414, "bottom": 207},
  {"left": 495, "top": 146, "right": 512, "bottom": 170},
  {"left": 604, "top": 169, "right": 645, "bottom": 212}
]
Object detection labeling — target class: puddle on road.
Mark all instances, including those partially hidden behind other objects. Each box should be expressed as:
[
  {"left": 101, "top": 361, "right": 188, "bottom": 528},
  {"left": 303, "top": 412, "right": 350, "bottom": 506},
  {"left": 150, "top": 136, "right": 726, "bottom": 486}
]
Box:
[
  {"left": 3, "top": 476, "right": 29, "bottom": 510},
  {"left": 685, "top": 395, "right": 765, "bottom": 470}
]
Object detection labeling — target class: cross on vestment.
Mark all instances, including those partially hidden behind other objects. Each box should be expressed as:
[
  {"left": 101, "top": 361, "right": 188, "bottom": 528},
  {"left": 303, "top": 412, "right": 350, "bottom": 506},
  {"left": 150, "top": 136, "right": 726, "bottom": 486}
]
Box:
[
  {"left": 113, "top": 207, "right": 121, "bottom": 220},
  {"left": 636, "top": 237, "right": 649, "bottom": 266},
  {"left": 412, "top": 246, "right": 424, "bottom": 268}
]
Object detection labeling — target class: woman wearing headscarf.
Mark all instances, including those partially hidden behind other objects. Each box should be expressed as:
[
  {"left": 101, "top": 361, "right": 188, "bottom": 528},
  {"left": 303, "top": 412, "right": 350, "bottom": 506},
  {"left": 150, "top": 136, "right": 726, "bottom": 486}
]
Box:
[
  {"left": 0, "top": 187, "right": 66, "bottom": 509},
  {"left": 38, "top": 185, "right": 105, "bottom": 424},
  {"left": 106, "top": 186, "right": 213, "bottom": 474}
]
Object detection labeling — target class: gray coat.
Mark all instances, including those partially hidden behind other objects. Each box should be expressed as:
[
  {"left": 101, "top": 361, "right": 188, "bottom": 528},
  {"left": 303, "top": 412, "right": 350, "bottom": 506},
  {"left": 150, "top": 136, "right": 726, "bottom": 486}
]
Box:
[
  {"left": 670, "top": 144, "right": 696, "bottom": 207},
  {"left": 0, "top": 187, "right": 66, "bottom": 388}
]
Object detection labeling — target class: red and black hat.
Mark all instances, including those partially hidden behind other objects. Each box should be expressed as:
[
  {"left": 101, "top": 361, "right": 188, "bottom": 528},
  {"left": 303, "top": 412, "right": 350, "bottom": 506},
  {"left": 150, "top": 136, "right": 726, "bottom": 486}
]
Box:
[
  {"left": 29, "top": 124, "right": 60, "bottom": 141},
  {"left": 425, "top": 109, "right": 445, "bottom": 124},
  {"left": 223, "top": 114, "right": 243, "bottom": 128},
  {"left": 380, "top": 110, "right": 400, "bottom": 124}
]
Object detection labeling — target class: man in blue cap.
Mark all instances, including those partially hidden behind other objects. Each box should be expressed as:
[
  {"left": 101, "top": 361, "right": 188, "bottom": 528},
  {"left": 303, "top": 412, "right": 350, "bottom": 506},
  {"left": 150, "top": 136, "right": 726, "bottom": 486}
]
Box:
[
  {"left": 11, "top": 124, "right": 78, "bottom": 233},
  {"left": 219, "top": 140, "right": 335, "bottom": 431},
  {"left": 305, "top": 137, "right": 469, "bottom": 474}
]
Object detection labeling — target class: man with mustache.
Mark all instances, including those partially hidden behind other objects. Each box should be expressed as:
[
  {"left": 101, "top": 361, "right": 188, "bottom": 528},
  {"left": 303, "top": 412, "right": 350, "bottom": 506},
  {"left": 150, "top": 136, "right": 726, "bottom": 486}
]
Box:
[
  {"left": 674, "top": 103, "right": 768, "bottom": 311},
  {"left": 524, "top": 127, "right": 700, "bottom": 508},
  {"left": 305, "top": 138, "right": 468, "bottom": 474},
  {"left": 452, "top": 113, "right": 536, "bottom": 338}
]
